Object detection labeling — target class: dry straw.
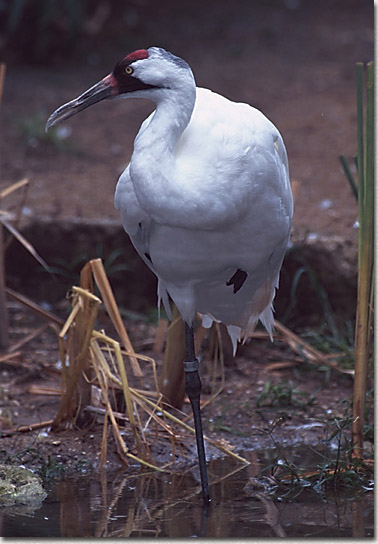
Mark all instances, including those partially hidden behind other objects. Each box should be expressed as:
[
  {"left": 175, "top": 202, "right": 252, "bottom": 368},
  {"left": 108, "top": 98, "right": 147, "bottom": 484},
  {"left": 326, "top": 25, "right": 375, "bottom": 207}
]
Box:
[{"left": 53, "top": 258, "right": 250, "bottom": 472}]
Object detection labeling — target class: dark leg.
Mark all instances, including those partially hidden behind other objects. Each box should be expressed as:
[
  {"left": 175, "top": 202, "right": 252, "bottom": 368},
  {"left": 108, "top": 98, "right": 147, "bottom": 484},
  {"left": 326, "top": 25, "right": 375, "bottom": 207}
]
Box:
[{"left": 184, "top": 323, "right": 211, "bottom": 504}]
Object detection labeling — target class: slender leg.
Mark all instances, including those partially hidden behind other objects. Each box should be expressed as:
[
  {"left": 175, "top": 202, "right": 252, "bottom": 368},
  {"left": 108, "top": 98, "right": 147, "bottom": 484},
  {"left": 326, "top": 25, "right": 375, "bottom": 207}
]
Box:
[{"left": 184, "top": 323, "right": 211, "bottom": 503}]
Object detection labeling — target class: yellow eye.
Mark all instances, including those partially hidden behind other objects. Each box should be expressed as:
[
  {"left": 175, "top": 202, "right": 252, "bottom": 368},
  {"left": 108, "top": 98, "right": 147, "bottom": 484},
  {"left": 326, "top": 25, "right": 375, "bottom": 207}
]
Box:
[{"left": 125, "top": 66, "right": 133, "bottom": 75}]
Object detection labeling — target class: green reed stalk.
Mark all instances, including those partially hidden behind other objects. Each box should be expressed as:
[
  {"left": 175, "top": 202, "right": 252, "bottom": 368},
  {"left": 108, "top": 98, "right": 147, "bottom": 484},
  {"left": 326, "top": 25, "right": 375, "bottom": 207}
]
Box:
[{"left": 352, "top": 62, "right": 374, "bottom": 457}]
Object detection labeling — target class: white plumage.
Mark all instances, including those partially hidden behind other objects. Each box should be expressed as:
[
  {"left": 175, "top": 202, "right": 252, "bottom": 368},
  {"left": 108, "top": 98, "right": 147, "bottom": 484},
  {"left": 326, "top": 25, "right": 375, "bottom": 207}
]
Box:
[
  {"left": 46, "top": 46, "right": 293, "bottom": 354},
  {"left": 113, "top": 48, "right": 293, "bottom": 352}
]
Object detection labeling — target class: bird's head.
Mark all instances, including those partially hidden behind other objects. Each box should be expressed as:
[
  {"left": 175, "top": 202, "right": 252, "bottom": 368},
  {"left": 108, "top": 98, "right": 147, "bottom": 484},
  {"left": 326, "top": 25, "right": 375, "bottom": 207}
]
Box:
[{"left": 46, "top": 47, "right": 195, "bottom": 131}]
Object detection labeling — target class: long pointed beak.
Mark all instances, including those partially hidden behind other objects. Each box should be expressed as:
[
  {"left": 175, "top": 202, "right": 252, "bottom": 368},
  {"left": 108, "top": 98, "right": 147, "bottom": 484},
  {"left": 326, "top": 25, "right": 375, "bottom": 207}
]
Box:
[{"left": 45, "top": 74, "right": 116, "bottom": 132}]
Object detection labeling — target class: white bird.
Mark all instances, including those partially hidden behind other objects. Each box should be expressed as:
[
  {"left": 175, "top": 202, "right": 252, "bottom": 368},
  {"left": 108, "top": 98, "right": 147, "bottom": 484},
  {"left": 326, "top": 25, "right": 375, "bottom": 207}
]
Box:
[{"left": 46, "top": 47, "right": 293, "bottom": 503}]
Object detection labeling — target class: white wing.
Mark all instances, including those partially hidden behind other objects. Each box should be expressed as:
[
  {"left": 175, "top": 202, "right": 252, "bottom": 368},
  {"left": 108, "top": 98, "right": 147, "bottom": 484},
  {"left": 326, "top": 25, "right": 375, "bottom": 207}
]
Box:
[
  {"left": 114, "top": 164, "right": 172, "bottom": 319},
  {"left": 114, "top": 88, "right": 293, "bottom": 350}
]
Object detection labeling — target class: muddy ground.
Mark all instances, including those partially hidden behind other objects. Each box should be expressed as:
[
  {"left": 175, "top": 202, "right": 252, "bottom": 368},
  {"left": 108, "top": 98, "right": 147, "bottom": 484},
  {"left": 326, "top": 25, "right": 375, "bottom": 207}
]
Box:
[
  {"left": 0, "top": 0, "right": 374, "bottom": 477},
  {"left": 0, "top": 297, "right": 358, "bottom": 477}
]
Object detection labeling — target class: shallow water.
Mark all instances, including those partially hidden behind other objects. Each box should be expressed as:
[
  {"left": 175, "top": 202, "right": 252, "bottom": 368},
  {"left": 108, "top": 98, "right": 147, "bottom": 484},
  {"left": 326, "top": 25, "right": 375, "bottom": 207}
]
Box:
[{"left": 0, "top": 447, "right": 374, "bottom": 538}]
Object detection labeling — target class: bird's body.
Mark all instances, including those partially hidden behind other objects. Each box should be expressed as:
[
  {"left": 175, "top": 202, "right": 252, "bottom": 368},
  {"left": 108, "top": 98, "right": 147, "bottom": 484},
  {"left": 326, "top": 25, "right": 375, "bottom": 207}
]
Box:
[
  {"left": 114, "top": 79, "right": 292, "bottom": 351},
  {"left": 46, "top": 47, "right": 293, "bottom": 501}
]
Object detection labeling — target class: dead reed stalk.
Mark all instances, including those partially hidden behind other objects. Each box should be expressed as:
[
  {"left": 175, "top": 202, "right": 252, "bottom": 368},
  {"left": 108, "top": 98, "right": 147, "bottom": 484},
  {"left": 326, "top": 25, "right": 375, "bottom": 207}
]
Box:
[{"left": 53, "top": 258, "right": 250, "bottom": 473}]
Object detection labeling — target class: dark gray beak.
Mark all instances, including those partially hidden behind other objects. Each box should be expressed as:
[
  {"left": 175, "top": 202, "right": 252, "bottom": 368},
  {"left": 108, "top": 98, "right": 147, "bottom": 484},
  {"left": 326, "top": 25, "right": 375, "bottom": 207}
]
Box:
[{"left": 45, "top": 74, "right": 115, "bottom": 131}]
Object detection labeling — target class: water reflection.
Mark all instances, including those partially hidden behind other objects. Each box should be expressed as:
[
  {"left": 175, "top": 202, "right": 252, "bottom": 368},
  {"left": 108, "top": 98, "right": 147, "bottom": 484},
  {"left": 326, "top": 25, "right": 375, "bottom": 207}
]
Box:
[{"left": 0, "top": 451, "right": 374, "bottom": 538}]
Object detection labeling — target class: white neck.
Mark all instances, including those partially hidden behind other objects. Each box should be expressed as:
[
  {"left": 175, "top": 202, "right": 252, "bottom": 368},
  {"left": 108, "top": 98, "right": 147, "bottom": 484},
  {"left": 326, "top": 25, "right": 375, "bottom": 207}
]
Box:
[
  {"left": 129, "top": 82, "right": 197, "bottom": 223},
  {"left": 134, "top": 84, "right": 196, "bottom": 153}
]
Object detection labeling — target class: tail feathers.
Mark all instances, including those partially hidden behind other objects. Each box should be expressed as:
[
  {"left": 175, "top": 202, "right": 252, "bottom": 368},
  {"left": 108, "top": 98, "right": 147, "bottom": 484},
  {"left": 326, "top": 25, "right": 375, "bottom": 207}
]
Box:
[
  {"left": 227, "top": 325, "right": 242, "bottom": 357},
  {"left": 157, "top": 281, "right": 172, "bottom": 321},
  {"left": 158, "top": 284, "right": 275, "bottom": 357},
  {"left": 259, "top": 303, "right": 275, "bottom": 341},
  {"left": 228, "top": 303, "right": 275, "bottom": 355}
]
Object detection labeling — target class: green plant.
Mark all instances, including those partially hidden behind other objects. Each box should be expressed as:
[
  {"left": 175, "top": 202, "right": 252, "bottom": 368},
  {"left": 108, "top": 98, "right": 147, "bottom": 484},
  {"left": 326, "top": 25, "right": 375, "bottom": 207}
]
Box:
[
  {"left": 208, "top": 398, "right": 249, "bottom": 436},
  {"left": 101, "top": 247, "right": 131, "bottom": 279},
  {"left": 38, "top": 455, "right": 66, "bottom": 479},
  {"left": 340, "top": 62, "right": 374, "bottom": 457},
  {"left": 352, "top": 62, "right": 374, "bottom": 457},
  {"left": 259, "top": 408, "right": 373, "bottom": 497},
  {"left": 300, "top": 321, "right": 356, "bottom": 370},
  {"left": 281, "top": 246, "right": 338, "bottom": 338},
  {"left": 119, "top": 306, "right": 168, "bottom": 325},
  {"left": 18, "top": 112, "right": 78, "bottom": 153},
  {"left": 256, "top": 380, "right": 314, "bottom": 409},
  {"left": 310, "top": 414, "right": 373, "bottom": 492},
  {"left": 42, "top": 245, "right": 130, "bottom": 285},
  {"left": 339, "top": 155, "right": 358, "bottom": 200}
]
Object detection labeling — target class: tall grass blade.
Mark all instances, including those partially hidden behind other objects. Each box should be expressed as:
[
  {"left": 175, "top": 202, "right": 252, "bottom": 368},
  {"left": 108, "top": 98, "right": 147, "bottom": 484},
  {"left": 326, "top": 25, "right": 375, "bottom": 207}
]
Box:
[
  {"left": 339, "top": 154, "right": 358, "bottom": 200},
  {"left": 352, "top": 61, "right": 374, "bottom": 457}
]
